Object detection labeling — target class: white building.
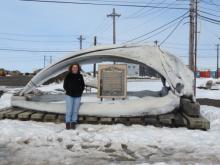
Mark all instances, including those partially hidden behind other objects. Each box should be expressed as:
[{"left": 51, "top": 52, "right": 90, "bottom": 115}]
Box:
[{"left": 127, "top": 63, "right": 139, "bottom": 76}]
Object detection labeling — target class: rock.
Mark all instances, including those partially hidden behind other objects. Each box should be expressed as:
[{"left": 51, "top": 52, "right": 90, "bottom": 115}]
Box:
[
  {"left": 66, "top": 144, "right": 73, "bottom": 150},
  {"left": 0, "top": 90, "right": 4, "bottom": 97},
  {"left": 144, "top": 116, "right": 161, "bottom": 126},
  {"left": 104, "top": 142, "right": 112, "bottom": 148},
  {"left": 84, "top": 116, "right": 98, "bottom": 123},
  {"left": 121, "top": 144, "right": 128, "bottom": 150},
  {"left": 182, "top": 113, "right": 210, "bottom": 130},
  {"left": 99, "top": 117, "right": 113, "bottom": 124},
  {"left": 159, "top": 114, "right": 175, "bottom": 125},
  {"left": 206, "top": 80, "right": 213, "bottom": 89},
  {"left": 102, "top": 148, "right": 116, "bottom": 153},
  {"left": 128, "top": 117, "right": 144, "bottom": 125},
  {"left": 115, "top": 118, "right": 130, "bottom": 125},
  {"left": 57, "top": 137, "right": 63, "bottom": 143},
  {"left": 23, "top": 139, "right": 31, "bottom": 144},
  {"left": 180, "top": 98, "right": 200, "bottom": 117},
  {"left": 81, "top": 144, "right": 99, "bottom": 149},
  {"left": 43, "top": 114, "right": 57, "bottom": 122}
]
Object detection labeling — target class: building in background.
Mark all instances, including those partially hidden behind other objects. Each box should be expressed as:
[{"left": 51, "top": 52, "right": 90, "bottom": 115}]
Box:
[
  {"left": 127, "top": 63, "right": 139, "bottom": 76},
  {"left": 126, "top": 63, "right": 160, "bottom": 77}
]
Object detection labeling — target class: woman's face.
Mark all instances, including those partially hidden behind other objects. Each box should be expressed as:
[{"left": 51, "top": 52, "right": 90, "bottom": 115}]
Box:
[{"left": 71, "top": 65, "right": 79, "bottom": 74}]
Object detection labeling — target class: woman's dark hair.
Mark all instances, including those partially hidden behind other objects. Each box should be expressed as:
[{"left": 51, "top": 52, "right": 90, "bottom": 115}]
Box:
[{"left": 68, "top": 63, "right": 81, "bottom": 74}]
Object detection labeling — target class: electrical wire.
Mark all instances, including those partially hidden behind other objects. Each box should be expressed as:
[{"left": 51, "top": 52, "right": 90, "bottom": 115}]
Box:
[
  {"left": 199, "top": 14, "right": 220, "bottom": 25},
  {"left": 134, "top": 18, "right": 184, "bottom": 43},
  {"left": 20, "top": 0, "right": 188, "bottom": 9},
  {"left": 200, "top": 0, "right": 220, "bottom": 6},
  {"left": 0, "top": 48, "right": 74, "bottom": 53},
  {"left": 199, "top": 10, "right": 220, "bottom": 19},
  {"left": 123, "top": 0, "right": 168, "bottom": 19},
  {"left": 124, "top": 11, "right": 188, "bottom": 43},
  {"left": 0, "top": 37, "right": 81, "bottom": 43},
  {"left": 122, "top": 0, "right": 155, "bottom": 19},
  {"left": 159, "top": 16, "right": 186, "bottom": 46},
  {"left": 0, "top": 32, "right": 80, "bottom": 38}
]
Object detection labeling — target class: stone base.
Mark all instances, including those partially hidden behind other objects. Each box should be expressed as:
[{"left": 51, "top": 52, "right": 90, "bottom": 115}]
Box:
[
  {"left": 182, "top": 113, "right": 210, "bottom": 130},
  {"left": 0, "top": 106, "right": 210, "bottom": 130},
  {"left": 180, "top": 98, "right": 200, "bottom": 117}
]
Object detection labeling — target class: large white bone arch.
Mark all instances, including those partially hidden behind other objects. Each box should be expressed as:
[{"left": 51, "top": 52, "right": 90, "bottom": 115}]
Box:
[{"left": 20, "top": 44, "right": 194, "bottom": 99}]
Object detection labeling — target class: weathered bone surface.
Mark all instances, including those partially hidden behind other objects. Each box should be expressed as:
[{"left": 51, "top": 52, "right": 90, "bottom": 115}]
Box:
[
  {"left": 20, "top": 44, "right": 194, "bottom": 98},
  {"left": 12, "top": 91, "right": 179, "bottom": 117},
  {"left": 14, "top": 44, "right": 195, "bottom": 117}
]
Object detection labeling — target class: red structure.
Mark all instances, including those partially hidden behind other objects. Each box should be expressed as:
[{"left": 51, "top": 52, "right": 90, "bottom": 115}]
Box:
[{"left": 200, "top": 71, "right": 211, "bottom": 78}]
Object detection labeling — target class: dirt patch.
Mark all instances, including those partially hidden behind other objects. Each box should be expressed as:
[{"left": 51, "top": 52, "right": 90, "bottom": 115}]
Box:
[{"left": 197, "top": 98, "right": 220, "bottom": 108}]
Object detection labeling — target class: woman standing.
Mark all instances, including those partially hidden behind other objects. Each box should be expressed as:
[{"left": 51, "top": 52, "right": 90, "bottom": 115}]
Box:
[{"left": 63, "top": 63, "right": 85, "bottom": 130}]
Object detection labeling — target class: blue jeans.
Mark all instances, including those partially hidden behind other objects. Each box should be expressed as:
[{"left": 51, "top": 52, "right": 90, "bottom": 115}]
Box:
[{"left": 65, "top": 95, "right": 81, "bottom": 123}]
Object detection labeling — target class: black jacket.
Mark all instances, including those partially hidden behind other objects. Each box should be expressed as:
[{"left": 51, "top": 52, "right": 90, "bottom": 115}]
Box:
[{"left": 63, "top": 72, "right": 85, "bottom": 97}]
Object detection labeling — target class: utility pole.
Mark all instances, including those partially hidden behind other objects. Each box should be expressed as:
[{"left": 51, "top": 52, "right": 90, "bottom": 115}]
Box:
[
  {"left": 93, "top": 36, "right": 97, "bottom": 78},
  {"left": 107, "top": 8, "right": 121, "bottom": 44},
  {"left": 188, "top": 0, "right": 198, "bottom": 95},
  {"left": 77, "top": 35, "right": 85, "bottom": 49},
  {"left": 217, "top": 44, "right": 219, "bottom": 78},
  {"left": 189, "top": 0, "right": 195, "bottom": 72},
  {"left": 50, "top": 56, "right": 52, "bottom": 64},
  {"left": 44, "top": 55, "right": 46, "bottom": 68},
  {"left": 194, "top": 0, "right": 198, "bottom": 96}
]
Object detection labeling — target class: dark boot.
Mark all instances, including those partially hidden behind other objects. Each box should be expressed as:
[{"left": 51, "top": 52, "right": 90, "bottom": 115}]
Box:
[
  {"left": 71, "top": 122, "right": 76, "bottom": 129},
  {"left": 66, "top": 122, "right": 71, "bottom": 130}
]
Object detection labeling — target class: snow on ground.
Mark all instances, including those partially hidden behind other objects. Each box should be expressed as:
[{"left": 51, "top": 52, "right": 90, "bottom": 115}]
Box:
[
  {"left": 196, "top": 78, "right": 220, "bottom": 88},
  {"left": 36, "top": 78, "right": 220, "bottom": 100},
  {"left": 37, "top": 82, "right": 64, "bottom": 93},
  {"left": 37, "top": 79, "right": 163, "bottom": 93},
  {"left": 127, "top": 80, "right": 163, "bottom": 92},
  {"left": 196, "top": 78, "right": 220, "bottom": 99},
  {"left": 0, "top": 93, "right": 12, "bottom": 109},
  {"left": 0, "top": 105, "right": 219, "bottom": 165},
  {"left": 196, "top": 88, "right": 220, "bottom": 99},
  {"left": 0, "top": 79, "right": 220, "bottom": 164}
]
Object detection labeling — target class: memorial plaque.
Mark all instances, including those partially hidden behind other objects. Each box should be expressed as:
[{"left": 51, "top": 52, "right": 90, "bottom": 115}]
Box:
[{"left": 98, "top": 64, "right": 127, "bottom": 99}]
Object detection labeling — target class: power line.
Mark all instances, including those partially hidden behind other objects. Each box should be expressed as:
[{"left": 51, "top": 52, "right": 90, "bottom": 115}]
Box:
[
  {"left": 199, "top": 15, "right": 220, "bottom": 25},
  {"left": 0, "top": 48, "right": 74, "bottom": 53},
  {"left": 126, "top": 0, "right": 187, "bottom": 20},
  {"left": 122, "top": 0, "right": 155, "bottom": 19},
  {"left": 199, "top": 14, "right": 220, "bottom": 23},
  {"left": 162, "top": 46, "right": 217, "bottom": 51},
  {"left": 20, "top": 0, "right": 188, "bottom": 9},
  {"left": 123, "top": 0, "right": 168, "bottom": 19},
  {"left": 123, "top": 0, "right": 176, "bottom": 32},
  {"left": 199, "top": 10, "right": 220, "bottom": 18},
  {"left": 200, "top": 6, "right": 220, "bottom": 13},
  {"left": 135, "top": 18, "right": 185, "bottom": 43},
  {"left": 87, "top": 18, "right": 109, "bottom": 36},
  {"left": 159, "top": 16, "right": 186, "bottom": 46},
  {"left": 0, "top": 37, "right": 80, "bottom": 43},
  {"left": 200, "top": 0, "right": 220, "bottom": 6},
  {"left": 124, "top": 11, "right": 188, "bottom": 43},
  {"left": 0, "top": 32, "right": 81, "bottom": 38},
  {"left": 179, "top": 55, "right": 218, "bottom": 58},
  {"left": 77, "top": 0, "right": 188, "bottom": 6}
]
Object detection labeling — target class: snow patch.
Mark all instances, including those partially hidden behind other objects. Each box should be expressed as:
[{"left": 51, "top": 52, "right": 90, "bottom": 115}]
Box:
[
  {"left": 0, "top": 93, "right": 13, "bottom": 109},
  {"left": 0, "top": 105, "right": 219, "bottom": 164}
]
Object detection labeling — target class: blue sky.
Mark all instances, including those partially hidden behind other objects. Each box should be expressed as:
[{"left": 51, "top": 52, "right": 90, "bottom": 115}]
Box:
[{"left": 0, "top": 0, "right": 220, "bottom": 72}]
